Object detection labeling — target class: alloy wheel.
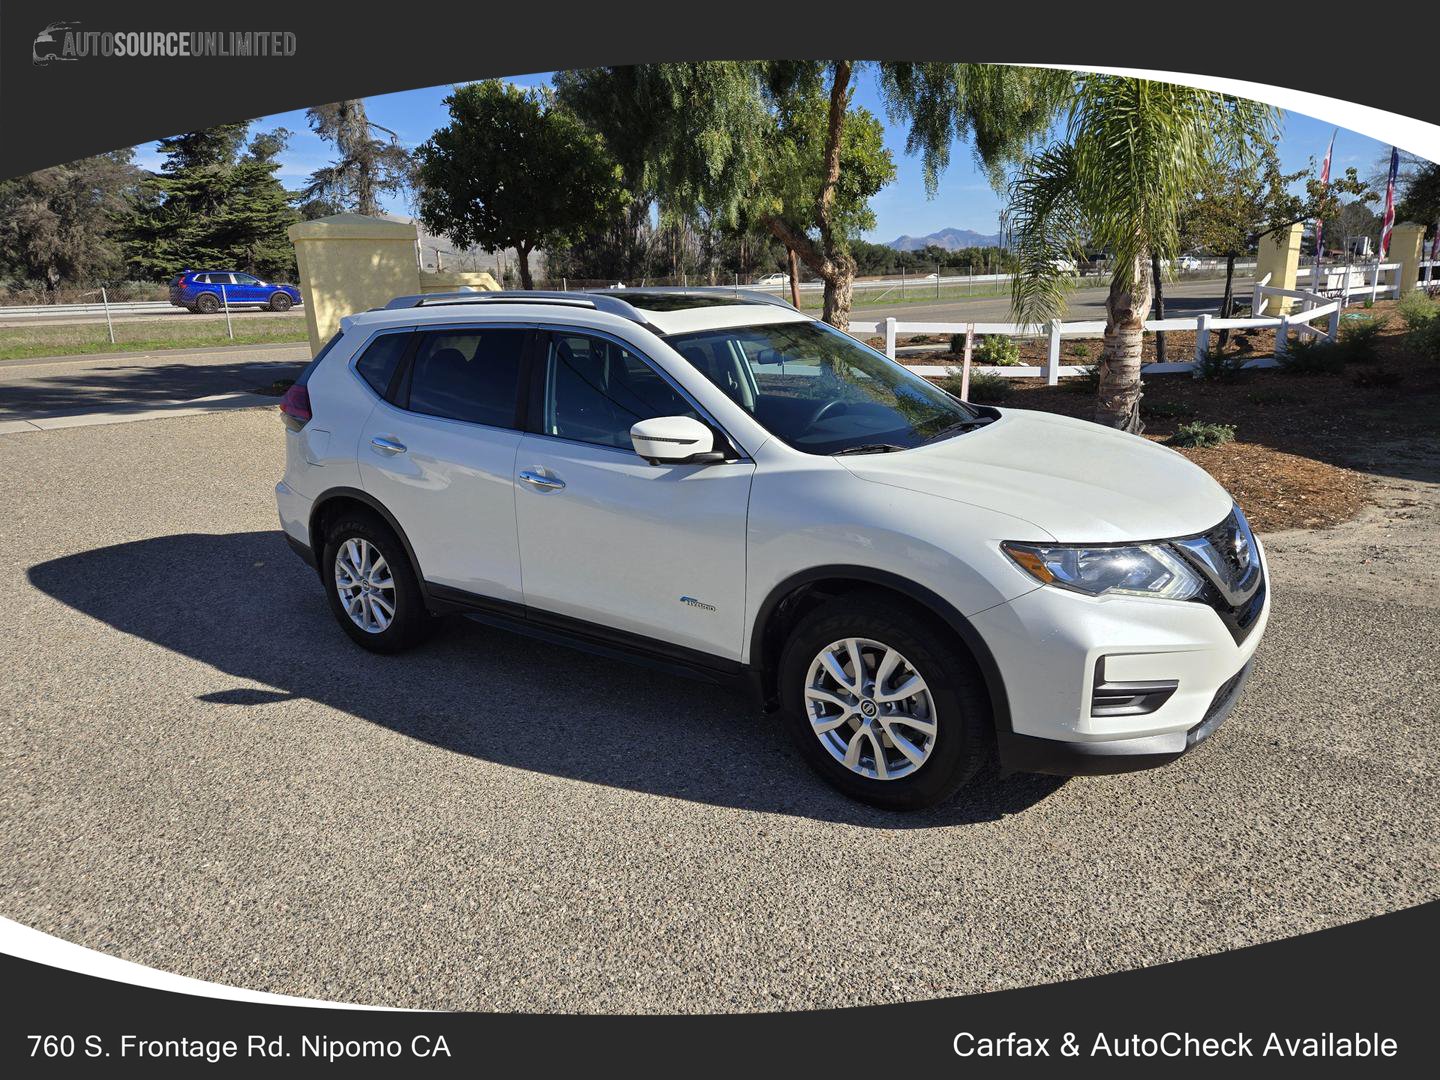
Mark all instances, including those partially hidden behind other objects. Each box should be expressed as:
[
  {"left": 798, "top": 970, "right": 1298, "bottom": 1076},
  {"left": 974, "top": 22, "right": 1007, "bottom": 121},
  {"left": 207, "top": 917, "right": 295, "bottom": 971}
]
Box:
[
  {"left": 333, "top": 538, "right": 395, "bottom": 634},
  {"left": 804, "top": 637, "right": 937, "bottom": 780}
]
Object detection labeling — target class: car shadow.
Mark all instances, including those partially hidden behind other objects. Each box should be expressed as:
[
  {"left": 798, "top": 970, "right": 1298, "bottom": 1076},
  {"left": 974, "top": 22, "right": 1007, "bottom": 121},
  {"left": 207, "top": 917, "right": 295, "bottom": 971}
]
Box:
[
  {"left": 0, "top": 358, "right": 305, "bottom": 422},
  {"left": 27, "top": 530, "right": 1065, "bottom": 828}
]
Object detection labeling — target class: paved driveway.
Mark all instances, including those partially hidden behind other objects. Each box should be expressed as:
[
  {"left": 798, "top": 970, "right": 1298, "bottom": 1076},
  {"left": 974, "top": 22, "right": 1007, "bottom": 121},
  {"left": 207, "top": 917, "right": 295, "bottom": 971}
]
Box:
[{"left": 0, "top": 408, "right": 1435, "bottom": 1012}]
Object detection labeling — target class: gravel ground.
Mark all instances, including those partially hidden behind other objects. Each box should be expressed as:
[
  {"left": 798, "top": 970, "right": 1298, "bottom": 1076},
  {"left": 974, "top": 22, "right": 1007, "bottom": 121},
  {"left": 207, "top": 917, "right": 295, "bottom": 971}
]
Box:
[{"left": 1, "top": 407, "right": 1436, "bottom": 1013}]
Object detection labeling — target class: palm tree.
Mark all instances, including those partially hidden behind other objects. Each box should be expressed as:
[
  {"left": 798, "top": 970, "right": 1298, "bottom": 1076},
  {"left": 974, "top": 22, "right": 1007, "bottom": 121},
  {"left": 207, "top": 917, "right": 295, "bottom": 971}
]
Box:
[{"left": 1005, "top": 76, "right": 1276, "bottom": 431}]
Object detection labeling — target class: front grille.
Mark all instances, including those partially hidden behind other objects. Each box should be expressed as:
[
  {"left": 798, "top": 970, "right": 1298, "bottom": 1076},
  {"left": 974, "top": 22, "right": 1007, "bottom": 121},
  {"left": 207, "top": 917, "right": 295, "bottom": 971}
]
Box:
[{"left": 1174, "top": 507, "right": 1265, "bottom": 645}]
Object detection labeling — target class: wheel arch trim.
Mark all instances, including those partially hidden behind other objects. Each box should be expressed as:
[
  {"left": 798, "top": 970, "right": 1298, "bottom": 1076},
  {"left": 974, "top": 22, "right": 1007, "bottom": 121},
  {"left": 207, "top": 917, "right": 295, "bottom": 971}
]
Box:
[
  {"left": 308, "top": 487, "right": 426, "bottom": 588},
  {"left": 748, "top": 565, "right": 1014, "bottom": 742}
]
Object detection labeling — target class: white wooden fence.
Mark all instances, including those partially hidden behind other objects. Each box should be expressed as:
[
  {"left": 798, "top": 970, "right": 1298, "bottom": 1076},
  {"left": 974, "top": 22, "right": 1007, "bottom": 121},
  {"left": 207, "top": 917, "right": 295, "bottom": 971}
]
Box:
[{"left": 851, "top": 278, "right": 1346, "bottom": 382}]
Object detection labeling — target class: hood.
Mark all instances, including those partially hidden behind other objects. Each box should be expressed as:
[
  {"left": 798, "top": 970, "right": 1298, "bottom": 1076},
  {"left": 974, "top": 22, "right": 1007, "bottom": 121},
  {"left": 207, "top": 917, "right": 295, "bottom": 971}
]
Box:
[{"left": 836, "top": 408, "right": 1234, "bottom": 543}]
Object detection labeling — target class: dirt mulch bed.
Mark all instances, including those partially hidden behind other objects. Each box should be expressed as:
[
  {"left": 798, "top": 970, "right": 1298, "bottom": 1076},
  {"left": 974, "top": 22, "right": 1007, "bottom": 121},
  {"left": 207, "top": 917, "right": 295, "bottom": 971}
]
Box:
[
  {"left": 889, "top": 326, "right": 1279, "bottom": 366},
  {"left": 911, "top": 301, "right": 1436, "bottom": 532}
]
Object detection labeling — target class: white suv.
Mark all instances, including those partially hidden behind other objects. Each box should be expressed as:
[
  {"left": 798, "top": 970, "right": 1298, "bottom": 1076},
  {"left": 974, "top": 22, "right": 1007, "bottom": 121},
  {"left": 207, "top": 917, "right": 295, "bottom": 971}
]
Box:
[{"left": 275, "top": 289, "right": 1269, "bottom": 809}]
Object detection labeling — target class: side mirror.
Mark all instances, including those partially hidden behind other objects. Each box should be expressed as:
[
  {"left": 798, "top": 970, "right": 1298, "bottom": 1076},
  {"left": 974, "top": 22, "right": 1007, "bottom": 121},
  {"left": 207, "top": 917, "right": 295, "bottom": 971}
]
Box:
[{"left": 630, "top": 416, "right": 724, "bottom": 465}]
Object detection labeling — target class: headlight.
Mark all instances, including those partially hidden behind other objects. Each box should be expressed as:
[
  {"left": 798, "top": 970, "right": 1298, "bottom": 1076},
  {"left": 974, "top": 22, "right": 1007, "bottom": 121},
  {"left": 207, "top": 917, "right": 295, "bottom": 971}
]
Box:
[{"left": 1001, "top": 540, "right": 1204, "bottom": 601}]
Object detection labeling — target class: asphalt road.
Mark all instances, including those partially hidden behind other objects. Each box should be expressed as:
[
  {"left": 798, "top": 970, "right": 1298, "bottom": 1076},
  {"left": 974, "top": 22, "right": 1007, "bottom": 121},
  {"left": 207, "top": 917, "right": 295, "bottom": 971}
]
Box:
[
  {"left": 1, "top": 407, "right": 1435, "bottom": 1013},
  {"left": 851, "top": 276, "right": 1255, "bottom": 323}
]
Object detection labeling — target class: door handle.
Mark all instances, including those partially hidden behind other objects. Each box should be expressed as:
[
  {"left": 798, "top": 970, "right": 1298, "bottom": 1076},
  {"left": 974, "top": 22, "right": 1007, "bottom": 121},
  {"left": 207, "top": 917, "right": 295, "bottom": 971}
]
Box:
[
  {"left": 370, "top": 436, "right": 407, "bottom": 454},
  {"left": 518, "top": 469, "right": 565, "bottom": 491}
]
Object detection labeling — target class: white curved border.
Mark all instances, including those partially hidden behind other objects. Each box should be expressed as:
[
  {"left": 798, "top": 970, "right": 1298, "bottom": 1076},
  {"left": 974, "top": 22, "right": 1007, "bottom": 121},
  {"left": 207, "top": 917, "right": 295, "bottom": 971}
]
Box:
[
  {"left": 1025, "top": 64, "right": 1440, "bottom": 162},
  {"left": 0, "top": 918, "right": 402, "bottom": 1010}
]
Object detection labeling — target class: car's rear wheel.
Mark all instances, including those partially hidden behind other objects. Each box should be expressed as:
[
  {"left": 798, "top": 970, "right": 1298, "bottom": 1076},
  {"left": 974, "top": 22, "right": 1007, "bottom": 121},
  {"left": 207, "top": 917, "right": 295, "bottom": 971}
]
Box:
[
  {"left": 269, "top": 291, "right": 293, "bottom": 312},
  {"left": 195, "top": 292, "right": 220, "bottom": 314},
  {"left": 778, "top": 594, "right": 991, "bottom": 810},
  {"left": 321, "top": 513, "right": 432, "bottom": 653}
]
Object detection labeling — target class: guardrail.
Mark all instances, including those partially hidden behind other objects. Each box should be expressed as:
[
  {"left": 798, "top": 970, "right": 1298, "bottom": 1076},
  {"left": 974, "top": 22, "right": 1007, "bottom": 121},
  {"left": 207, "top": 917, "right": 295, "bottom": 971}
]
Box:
[
  {"left": 850, "top": 280, "right": 1340, "bottom": 383},
  {"left": 0, "top": 300, "right": 173, "bottom": 319}
]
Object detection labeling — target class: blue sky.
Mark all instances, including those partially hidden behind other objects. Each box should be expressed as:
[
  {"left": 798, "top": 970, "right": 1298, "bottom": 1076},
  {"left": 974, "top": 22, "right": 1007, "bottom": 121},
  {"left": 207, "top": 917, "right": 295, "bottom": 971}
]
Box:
[{"left": 131, "top": 68, "right": 1392, "bottom": 243}]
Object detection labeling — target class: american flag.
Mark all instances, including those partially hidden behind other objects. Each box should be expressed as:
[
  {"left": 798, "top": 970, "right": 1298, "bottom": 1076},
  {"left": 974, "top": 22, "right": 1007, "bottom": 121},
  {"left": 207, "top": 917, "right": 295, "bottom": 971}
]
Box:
[
  {"left": 1379, "top": 147, "right": 1400, "bottom": 258},
  {"left": 1315, "top": 130, "right": 1335, "bottom": 259}
]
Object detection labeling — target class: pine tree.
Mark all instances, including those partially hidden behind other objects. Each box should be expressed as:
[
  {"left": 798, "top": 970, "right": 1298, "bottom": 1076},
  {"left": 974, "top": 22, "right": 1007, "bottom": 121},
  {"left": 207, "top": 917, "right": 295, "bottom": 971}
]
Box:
[{"left": 121, "top": 123, "right": 299, "bottom": 280}]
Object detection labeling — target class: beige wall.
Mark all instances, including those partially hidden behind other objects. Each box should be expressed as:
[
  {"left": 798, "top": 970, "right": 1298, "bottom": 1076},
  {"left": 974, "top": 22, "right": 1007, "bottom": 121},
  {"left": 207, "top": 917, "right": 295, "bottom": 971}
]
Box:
[
  {"left": 1388, "top": 223, "right": 1426, "bottom": 295},
  {"left": 418, "top": 270, "right": 501, "bottom": 294},
  {"left": 287, "top": 214, "right": 423, "bottom": 355},
  {"left": 1255, "top": 222, "right": 1303, "bottom": 314}
]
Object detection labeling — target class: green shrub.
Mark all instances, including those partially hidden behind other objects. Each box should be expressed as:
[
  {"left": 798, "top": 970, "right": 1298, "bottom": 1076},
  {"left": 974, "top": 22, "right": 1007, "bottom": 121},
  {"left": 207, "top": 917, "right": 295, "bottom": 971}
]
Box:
[
  {"left": 1144, "top": 399, "right": 1198, "bottom": 419},
  {"left": 1170, "top": 421, "right": 1236, "bottom": 449},
  {"left": 974, "top": 334, "right": 1022, "bottom": 366},
  {"left": 949, "top": 332, "right": 968, "bottom": 355},
  {"left": 1334, "top": 316, "right": 1388, "bottom": 363},
  {"left": 1395, "top": 290, "right": 1438, "bottom": 331},
  {"left": 1193, "top": 349, "right": 1249, "bottom": 382},
  {"left": 1351, "top": 367, "right": 1401, "bottom": 388},
  {"left": 961, "top": 374, "right": 1019, "bottom": 403},
  {"left": 1070, "top": 342, "right": 1091, "bottom": 360},
  {"left": 1064, "top": 363, "right": 1100, "bottom": 394},
  {"left": 1409, "top": 318, "right": 1440, "bottom": 360},
  {"left": 1277, "top": 337, "right": 1345, "bottom": 376}
]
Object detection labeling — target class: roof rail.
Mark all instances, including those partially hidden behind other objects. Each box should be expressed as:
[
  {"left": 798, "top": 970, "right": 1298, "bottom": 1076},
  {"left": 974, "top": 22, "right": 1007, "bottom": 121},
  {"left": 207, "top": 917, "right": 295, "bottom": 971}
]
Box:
[
  {"left": 585, "top": 285, "right": 797, "bottom": 312},
  {"left": 381, "top": 289, "right": 666, "bottom": 330}
]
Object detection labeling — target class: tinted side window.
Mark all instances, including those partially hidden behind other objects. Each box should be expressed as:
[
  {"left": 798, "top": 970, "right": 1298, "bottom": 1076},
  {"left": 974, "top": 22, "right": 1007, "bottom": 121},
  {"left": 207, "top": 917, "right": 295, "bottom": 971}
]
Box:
[
  {"left": 354, "top": 331, "right": 412, "bottom": 399},
  {"left": 537, "top": 332, "right": 699, "bottom": 450},
  {"left": 407, "top": 328, "right": 527, "bottom": 428},
  {"left": 234, "top": 273, "right": 261, "bottom": 285}
]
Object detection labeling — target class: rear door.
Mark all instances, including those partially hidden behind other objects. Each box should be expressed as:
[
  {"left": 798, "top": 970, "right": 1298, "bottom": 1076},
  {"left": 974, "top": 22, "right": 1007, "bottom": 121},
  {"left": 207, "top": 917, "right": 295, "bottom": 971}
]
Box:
[
  {"left": 512, "top": 329, "right": 754, "bottom": 660},
  {"left": 357, "top": 324, "right": 532, "bottom": 605}
]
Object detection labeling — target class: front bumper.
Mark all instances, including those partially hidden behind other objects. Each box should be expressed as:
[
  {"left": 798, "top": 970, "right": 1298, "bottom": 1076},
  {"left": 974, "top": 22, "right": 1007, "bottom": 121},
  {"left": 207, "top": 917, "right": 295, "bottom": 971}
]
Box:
[
  {"left": 996, "top": 658, "right": 1254, "bottom": 775},
  {"left": 972, "top": 538, "right": 1270, "bottom": 777}
]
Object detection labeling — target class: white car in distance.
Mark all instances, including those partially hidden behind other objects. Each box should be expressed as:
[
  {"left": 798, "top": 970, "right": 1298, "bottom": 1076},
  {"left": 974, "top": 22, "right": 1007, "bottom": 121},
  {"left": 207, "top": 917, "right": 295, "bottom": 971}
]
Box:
[{"left": 275, "top": 289, "right": 1269, "bottom": 809}]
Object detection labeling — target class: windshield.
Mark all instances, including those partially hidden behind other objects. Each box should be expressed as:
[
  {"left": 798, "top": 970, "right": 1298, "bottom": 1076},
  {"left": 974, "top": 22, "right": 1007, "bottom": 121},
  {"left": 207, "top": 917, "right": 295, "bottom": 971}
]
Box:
[{"left": 666, "top": 320, "right": 978, "bottom": 454}]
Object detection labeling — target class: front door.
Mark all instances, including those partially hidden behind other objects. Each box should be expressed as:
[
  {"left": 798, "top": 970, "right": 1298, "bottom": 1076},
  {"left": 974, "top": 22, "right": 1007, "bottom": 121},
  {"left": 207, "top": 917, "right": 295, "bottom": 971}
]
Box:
[{"left": 513, "top": 330, "right": 754, "bottom": 661}]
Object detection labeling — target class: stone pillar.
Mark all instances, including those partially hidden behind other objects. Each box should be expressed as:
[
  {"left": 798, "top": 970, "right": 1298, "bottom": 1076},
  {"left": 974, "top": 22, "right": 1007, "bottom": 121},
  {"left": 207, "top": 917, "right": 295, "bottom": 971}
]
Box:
[
  {"left": 1387, "top": 223, "right": 1426, "bottom": 296},
  {"left": 287, "top": 214, "right": 421, "bottom": 355},
  {"left": 1255, "top": 222, "right": 1303, "bottom": 315}
]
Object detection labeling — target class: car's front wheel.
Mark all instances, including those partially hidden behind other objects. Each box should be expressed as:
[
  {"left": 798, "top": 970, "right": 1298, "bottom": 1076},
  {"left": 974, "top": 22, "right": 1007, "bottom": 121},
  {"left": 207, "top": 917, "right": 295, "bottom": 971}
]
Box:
[
  {"left": 269, "top": 291, "right": 293, "bottom": 312},
  {"left": 320, "top": 513, "right": 433, "bottom": 653},
  {"left": 779, "top": 594, "right": 991, "bottom": 809}
]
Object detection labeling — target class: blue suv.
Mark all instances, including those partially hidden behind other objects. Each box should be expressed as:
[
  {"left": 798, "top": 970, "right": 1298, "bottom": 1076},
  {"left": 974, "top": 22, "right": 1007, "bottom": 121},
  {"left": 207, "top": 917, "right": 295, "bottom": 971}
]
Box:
[{"left": 169, "top": 271, "right": 303, "bottom": 314}]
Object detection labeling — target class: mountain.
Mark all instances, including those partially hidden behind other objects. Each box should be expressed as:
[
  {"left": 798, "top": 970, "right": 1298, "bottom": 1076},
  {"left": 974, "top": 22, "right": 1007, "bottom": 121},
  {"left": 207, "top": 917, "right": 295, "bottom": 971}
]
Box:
[{"left": 885, "top": 227, "right": 1001, "bottom": 252}]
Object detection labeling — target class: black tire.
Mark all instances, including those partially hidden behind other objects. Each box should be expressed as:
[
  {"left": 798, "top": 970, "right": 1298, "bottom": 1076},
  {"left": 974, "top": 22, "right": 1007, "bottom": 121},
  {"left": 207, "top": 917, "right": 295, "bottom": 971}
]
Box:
[
  {"left": 320, "top": 512, "right": 433, "bottom": 654},
  {"left": 778, "top": 593, "right": 992, "bottom": 810},
  {"left": 268, "top": 291, "right": 293, "bottom": 312},
  {"left": 195, "top": 291, "right": 220, "bottom": 314}
]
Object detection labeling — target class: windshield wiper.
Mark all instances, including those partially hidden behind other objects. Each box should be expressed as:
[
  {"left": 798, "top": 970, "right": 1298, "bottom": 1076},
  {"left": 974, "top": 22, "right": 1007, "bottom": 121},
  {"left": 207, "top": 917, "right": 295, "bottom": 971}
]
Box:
[
  {"left": 832, "top": 443, "right": 910, "bottom": 456},
  {"left": 923, "top": 417, "right": 995, "bottom": 444}
]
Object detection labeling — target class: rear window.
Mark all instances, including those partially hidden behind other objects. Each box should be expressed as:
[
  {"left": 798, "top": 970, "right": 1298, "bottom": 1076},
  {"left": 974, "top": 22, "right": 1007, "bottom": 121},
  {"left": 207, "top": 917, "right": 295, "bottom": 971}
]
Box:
[
  {"left": 406, "top": 328, "right": 528, "bottom": 428},
  {"left": 354, "top": 331, "right": 412, "bottom": 398}
]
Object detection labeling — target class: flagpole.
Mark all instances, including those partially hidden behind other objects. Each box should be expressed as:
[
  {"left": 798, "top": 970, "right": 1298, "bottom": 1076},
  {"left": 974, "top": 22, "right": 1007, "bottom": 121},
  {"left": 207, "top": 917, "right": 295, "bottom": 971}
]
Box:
[{"left": 1313, "top": 129, "right": 1336, "bottom": 294}]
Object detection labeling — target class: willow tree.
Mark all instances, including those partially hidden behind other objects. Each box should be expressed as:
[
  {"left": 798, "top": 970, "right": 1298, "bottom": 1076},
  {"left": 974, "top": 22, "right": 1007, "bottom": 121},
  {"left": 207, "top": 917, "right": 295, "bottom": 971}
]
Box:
[
  {"left": 1006, "top": 76, "right": 1277, "bottom": 432},
  {"left": 556, "top": 62, "right": 1068, "bottom": 329}
]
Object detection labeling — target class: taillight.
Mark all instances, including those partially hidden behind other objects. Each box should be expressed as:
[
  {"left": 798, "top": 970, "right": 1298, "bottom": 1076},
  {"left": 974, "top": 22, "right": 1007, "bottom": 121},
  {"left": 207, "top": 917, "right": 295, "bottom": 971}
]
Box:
[{"left": 279, "top": 383, "right": 311, "bottom": 431}]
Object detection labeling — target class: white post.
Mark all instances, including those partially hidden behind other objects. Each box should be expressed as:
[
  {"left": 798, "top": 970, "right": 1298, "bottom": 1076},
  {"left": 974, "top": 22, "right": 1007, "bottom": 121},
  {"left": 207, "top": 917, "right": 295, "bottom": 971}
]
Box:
[
  {"left": 1370, "top": 258, "right": 1381, "bottom": 301},
  {"left": 884, "top": 316, "right": 897, "bottom": 360},
  {"left": 100, "top": 287, "right": 116, "bottom": 345},
  {"left": 1327, "top": 305, "right": 1340, "bottom": 341},
  {"left": 1195, "top": 313, "right": 1211, "bottom": 366},
  {"left": 1341, "top": 255, "right": 1353, "bottom": 308},
  {"left": 1251, "top": 282, "right": 1265, "bottom": 317},
  {"left": 1275, "top": 312, "right": 1290, "bottom": 357},
  {"left": 1046, "top": 319, "right": 1062, "bottom": 386},
  {"left": 936, "top": 274, "right": 941, "bottom": 299},
  {"left": 562, "top": 277, "right": 567, "bottom": 292},
  {"left": 222, "top": 284, "right": 233, "bottom": 340},
  {"left": 961, "top": 323, "right": 974, "bottom": 401}
]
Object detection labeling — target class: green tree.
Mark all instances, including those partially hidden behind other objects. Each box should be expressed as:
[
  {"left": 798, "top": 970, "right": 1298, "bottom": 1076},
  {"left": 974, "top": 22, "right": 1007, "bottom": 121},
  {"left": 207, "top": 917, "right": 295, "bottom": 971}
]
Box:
[
  {"left": 120, "top": 124, "right": 299, "bottom": 280},
  {"left": 1396, "top": 160, "right": 1440, "bottom": 235},
  {"left": 1182, "top": 143, "right": 1372, "bottom": 345},
  {"left": 415, "top": 81, "right": 628, "bottom": 289},
  {"left": 304, "top": 100, "right": 412, "bottom": 217},
  {"left": 556, "top": 62, "right": 1067, "bottom": 329},
  {"left": 1006, "top": 76, "right": 1277, "bottom": 431},
  {"left": 0, "top": 150, "right": 139, "bottom": 292}
]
